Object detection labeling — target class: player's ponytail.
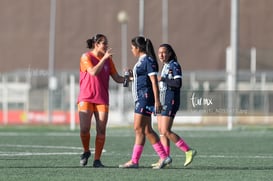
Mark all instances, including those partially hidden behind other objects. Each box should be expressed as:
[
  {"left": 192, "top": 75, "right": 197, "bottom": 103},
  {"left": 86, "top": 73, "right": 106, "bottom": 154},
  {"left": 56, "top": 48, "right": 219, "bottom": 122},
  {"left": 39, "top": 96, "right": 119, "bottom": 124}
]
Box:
[
  {"left": 86, "top": 38, "right": 94, "bottom": 49},
  {"left": 145, "top": 38, "right": 157, "bottom": 62},
  {"left": 131, "top": 36, "right": 157, "bottom": 62},
  {"left": 86, "top": 34, "right": 106, "bottom": 49}
]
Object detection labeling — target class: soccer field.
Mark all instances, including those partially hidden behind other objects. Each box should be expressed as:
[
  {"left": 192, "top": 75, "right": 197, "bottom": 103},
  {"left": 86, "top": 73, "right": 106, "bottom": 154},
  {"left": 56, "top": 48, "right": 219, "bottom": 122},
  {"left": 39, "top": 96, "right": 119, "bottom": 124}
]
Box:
[{"left": 0, "top": 125, "right": 273, "bottom": 181}]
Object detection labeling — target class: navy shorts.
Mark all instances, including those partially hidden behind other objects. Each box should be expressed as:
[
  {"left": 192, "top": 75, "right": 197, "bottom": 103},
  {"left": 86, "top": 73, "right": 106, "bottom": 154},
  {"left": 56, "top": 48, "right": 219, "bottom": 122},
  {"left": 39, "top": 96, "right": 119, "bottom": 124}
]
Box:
[
  {"left": 134, "top": 99, "right": 154, "bottom": 117},
  {"left": 160, "top": 90, "right": 180, "bottom": 118}
]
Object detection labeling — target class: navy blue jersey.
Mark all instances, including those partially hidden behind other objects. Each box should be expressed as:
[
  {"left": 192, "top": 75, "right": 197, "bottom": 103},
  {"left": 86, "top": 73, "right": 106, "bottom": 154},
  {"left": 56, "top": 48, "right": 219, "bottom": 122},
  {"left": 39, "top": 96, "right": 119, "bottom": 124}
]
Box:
[
  {"left": 159, "top": 60, "right": 182, "bottom": 92},
  {"left": 159, "top": 60, "right": 182, "bottom": 117},
  {"left": 132, "top": 54, "right": 158, "bottom": 102}
]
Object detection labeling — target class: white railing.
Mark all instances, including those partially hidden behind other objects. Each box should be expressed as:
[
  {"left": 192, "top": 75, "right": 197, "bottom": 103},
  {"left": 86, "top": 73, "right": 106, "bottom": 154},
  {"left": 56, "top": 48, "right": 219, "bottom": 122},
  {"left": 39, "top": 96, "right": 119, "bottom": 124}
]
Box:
[
  {"left": 1, "top": 70, "right": 273, "bottom": 128},
  {"left": 0, "top": 76, "right": 30, "bottom": 124}
]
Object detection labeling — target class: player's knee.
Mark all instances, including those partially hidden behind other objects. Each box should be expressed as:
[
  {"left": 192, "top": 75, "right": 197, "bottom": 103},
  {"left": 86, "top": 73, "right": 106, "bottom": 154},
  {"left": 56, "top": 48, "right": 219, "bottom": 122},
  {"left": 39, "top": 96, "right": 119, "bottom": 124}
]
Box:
[
  {"left": 160, "top": 130, "right": 171, "bottom": 138},
  {"left": 134, "top": 127, "right": 144, "bottom": 136}
]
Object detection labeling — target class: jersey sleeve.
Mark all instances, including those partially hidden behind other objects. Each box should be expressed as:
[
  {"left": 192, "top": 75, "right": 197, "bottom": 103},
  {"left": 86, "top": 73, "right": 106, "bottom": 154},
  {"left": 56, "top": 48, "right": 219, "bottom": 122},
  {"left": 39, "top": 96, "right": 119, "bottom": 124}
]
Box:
[
  {"left": 80, "top": 53, "right": 93, "bottom": 72},
  {"left": 172, "top": 62, "right": 182, "bottom": 79},
  {"left": 109, "top": 58, "right": 118, "bottom": 75},
  {"left": 146, "top": 57, "right": 158, "bottom": 76}
]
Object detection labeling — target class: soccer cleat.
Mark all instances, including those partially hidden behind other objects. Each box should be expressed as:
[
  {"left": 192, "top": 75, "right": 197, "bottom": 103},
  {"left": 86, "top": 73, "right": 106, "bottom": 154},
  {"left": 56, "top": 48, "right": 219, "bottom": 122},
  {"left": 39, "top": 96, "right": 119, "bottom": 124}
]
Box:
[
  {"left": 153, "top": 156, "right": 172, "bottom": 169},
  {"left": 93, "top": 160, "right": 105, "bottom": 168},
  {"left": 151, "top": 159, "right": 171, "bottom": 168},
  {"left": 80, "top": 151, "right": 91, "bottom": 166},
  {"left": 151, "top": 160, "right": 160, "bottom": 167},
  {"left": 119, "top": 160, "right": 139, "bottom": 168},
  {"left": 184, "top": 149, "right": 197, "bottom": 167}
]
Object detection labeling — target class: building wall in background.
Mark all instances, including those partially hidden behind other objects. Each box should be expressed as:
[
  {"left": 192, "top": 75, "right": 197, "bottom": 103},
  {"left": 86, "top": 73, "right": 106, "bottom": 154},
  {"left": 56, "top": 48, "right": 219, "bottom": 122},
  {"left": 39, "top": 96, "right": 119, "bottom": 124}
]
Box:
[{"left": 0, "top": 0, "right": 273, "bottom": 73}]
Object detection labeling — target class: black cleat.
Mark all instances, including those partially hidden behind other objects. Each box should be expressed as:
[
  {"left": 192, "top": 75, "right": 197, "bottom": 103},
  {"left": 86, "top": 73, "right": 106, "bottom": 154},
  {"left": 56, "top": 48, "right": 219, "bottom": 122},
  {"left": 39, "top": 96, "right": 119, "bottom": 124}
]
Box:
[
  {"left": 80, "top": 151, "right": 91, "bottom": 166},
  {"left": 93, "top": 160, "right": 105, "bottom": 168}
]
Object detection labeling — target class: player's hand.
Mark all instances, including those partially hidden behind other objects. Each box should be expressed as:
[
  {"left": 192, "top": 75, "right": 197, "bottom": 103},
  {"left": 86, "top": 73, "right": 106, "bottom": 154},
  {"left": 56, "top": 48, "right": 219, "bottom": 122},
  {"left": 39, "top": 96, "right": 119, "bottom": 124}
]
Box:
[
  {"left": 158, "top": 76, "right": 165, "bottom": 82},
  {"left": 154, "top": 102, "right": 162, "bottom": 114},
  {"left": 124, "top": 68, "right": 133, "bottom": 81},
  {"left": 103, "top": 48, "right": 113, "bottom": 60}
]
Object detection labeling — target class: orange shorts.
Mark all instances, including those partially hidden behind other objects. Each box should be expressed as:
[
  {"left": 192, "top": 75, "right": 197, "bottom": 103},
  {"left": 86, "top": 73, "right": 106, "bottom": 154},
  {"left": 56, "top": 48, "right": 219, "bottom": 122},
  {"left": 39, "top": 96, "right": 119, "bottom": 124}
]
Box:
[{"left": 78, "top": 101, "right": 109, "bottom": 112}]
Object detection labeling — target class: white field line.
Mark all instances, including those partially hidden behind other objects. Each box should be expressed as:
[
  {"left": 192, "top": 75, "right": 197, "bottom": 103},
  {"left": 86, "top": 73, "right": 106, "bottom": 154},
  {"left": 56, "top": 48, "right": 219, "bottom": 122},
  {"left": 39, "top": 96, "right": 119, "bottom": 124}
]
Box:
[
  {"left": 0, "top": 144, "right": 106, "bottom": 157},
  {"left": 0, "top": 131, "right": 272, "bottom": 138},
  {"left": 1, "top": 152, "right": 273, "bottom": 159},
  {"left": 0, "top": 152, "right": 79, "bottom": 156},
  {"left": 0, "top": 144, "right": 82, "bottom": 150},
  {"left": 0, "top": 144, "right": 272, "bottom": 159},
  {"left": 0, "top": 132, "right": 78, "bottom": 136}
]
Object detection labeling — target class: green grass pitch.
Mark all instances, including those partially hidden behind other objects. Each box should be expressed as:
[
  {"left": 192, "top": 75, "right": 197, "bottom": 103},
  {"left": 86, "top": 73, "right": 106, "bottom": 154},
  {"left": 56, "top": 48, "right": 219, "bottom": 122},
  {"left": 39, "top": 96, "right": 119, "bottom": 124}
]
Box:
[{"left": 0, "top": 125, "right": 273, "bottom": 181}]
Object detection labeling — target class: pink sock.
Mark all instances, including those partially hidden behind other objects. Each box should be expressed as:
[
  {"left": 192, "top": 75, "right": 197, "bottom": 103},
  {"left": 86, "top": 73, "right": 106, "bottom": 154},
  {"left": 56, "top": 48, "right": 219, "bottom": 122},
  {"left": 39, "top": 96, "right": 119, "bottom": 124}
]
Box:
[
  {"left": 175, "top": 138, "right": 190, "bottom": 152},
  {"left": 131, "top": 145, "right": 144, "bottom": 164},
  {"left": 163, "top": 145, "right": 170, "bottom": 156},
  {"left": 152, "top": 142, "right": 168, "bottom": 159}
]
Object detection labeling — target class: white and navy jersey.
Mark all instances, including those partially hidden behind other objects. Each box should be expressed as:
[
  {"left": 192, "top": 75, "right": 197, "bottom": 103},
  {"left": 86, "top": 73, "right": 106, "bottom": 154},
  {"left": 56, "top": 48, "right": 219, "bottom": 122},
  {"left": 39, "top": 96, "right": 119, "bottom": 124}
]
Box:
[
  {"left": 159, "top": 60, "right": 182, "bottom": 92},
  {"left": 159, "top": 60, "right": 182, "bottom": 112},
  {"left": 132, "top": 54, "right": 158, "bottom": 102}
]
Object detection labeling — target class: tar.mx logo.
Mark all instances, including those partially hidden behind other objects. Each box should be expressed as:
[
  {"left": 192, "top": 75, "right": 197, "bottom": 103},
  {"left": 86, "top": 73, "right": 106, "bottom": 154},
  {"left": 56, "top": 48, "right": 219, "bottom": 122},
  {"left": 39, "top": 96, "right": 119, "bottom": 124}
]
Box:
[{"left": 190, "top": 92, "right": 213, "bottom": 108}]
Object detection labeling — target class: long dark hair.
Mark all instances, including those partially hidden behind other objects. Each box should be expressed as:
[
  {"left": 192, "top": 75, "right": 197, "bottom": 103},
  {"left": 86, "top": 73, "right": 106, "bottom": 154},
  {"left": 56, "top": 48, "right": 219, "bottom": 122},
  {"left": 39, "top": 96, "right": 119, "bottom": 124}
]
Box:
[
  {"left": 131, "top": 36, "right": 157, "bottom": 62},
  {"left": 86, "top": 34, "right": 106, "bottom": 49},
  {"left": 159, "top": 43, "right": 178, "bottom": 62}
]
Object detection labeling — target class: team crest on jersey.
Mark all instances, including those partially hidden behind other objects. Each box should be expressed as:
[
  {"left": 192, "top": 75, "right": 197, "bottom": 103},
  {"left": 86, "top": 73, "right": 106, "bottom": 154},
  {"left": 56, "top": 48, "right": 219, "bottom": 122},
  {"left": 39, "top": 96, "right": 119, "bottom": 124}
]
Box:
[
  {"left": 104, "top": 66, "right": 108, "bottom": 71},
  {"left": 104, "top": 61, "right": 109, "bottom": 72}
]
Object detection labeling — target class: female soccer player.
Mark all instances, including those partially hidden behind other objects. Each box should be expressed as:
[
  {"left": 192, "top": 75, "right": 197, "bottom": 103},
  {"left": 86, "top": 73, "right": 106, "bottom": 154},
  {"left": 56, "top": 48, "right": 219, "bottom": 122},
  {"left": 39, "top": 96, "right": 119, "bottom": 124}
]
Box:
[
  {"left": 78, "top": 34, "right": 126, "bottom": 167},
  {"left": 119, "top": 36, "right": 172, "bottom": 169},
  {"left": 151, "top": 44, "right": 196, "bottom": 168}
]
